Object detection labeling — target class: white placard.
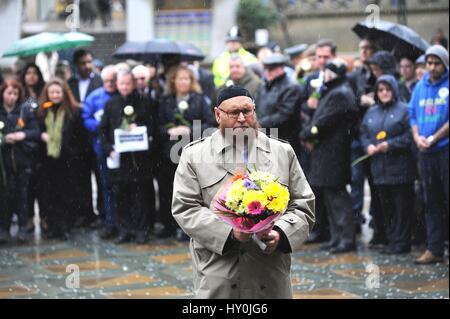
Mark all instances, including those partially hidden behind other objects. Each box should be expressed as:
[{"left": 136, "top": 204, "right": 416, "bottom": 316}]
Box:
[{"left": 114, "top": 126, "right": 149, "bottom": 153}]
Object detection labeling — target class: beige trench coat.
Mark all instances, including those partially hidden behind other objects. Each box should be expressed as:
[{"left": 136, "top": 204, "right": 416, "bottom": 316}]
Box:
[{"left": 172, "top": 130, "right": 315, "bottom": 299}]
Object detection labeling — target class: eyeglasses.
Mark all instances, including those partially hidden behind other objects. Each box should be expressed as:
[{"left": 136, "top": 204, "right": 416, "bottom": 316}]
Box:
[{"left": 217, "top": 106, "right": 255, "bottom": 119}]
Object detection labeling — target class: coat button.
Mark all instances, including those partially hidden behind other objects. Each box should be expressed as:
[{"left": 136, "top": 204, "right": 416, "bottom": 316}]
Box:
[
  {"left": 288, "top": 218, "right": 294, "bottom": 222},
  {"left": 260, "top": 285, "right": 266, "bottom": 290},
  {"left": 240, "top": 249, "right": 245, "bottom": 255},
  {"left": 231, "top": 284, "right": 237, "bottom": 289}
]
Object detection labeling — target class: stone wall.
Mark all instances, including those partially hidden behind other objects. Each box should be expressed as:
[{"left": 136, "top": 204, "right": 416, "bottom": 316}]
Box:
[{"left": 268, "top": 1, "right": 449, "bottom": 54}]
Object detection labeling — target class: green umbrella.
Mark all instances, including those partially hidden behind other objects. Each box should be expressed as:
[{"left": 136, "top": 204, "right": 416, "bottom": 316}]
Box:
[{"left": 1, "top": 32, "right": 95, "bottom": 58}]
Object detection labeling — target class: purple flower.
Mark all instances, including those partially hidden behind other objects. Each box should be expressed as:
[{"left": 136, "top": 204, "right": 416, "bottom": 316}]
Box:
[{"left": 243, "top": 178, "right": 259, "bottom": 190}]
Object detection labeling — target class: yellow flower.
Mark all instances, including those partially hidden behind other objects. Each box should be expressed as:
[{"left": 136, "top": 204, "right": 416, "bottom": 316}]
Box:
[
  {"left": 226, "top": 180, "right": 246, "bottom": 212},
  {"left": 262, "top": 182, "right": 290, "bottom": 213},
  {"left": 376, "top": 131, "right": 387, "bottom": 140}
]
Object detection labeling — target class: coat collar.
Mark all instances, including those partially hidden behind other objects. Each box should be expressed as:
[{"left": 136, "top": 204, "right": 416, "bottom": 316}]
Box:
[{"left": 210, "top": 130, "right": 272, "bottom": 175}]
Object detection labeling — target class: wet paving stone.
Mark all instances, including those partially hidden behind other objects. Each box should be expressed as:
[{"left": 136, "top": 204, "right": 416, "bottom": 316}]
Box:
[{"left": 0, "top": 231, "right": 448, "bottom": 299}]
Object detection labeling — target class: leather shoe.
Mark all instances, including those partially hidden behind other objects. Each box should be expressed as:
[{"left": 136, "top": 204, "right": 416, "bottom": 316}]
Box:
[
  {"left": 414, "top": 250, "right": 443, "bottom": 264},
  {"left": 304, "top": 231, "right": 329, "bottom": 244},
  {"left": 135, "top": 231, "right": 149, "bottom": 244},
  {"left": 330, "top": 244, "right": 356, "bottom": 254},
  {"left": 100, "top": 227, "right": 117, "bottom": 240},
  {"left": 115, "top": 233, "right": 132, "bottom": 244},
  {"left": 320, "top": 241, "right": 339, "bottom": 251}
]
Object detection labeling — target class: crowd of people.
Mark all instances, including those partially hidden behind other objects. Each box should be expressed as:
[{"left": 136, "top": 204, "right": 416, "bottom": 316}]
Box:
[{"left": 0, "top": 26, "right": 448, "bottom": 265}]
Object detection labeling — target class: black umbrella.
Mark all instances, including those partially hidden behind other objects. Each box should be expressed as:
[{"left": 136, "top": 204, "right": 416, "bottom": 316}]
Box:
[
  {"left": 353, "top": 20, "right": 430, "bottom": 60},
  {"left": 113, "top": 39, "right": 205, "bottom": 62},
  {"left": 176, "top": 42, "right": 205, "bottom": 62}
]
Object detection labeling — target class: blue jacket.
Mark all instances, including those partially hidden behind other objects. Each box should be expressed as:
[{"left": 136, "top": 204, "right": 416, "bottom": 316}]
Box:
[
  {"left": 408, "top": 70, "right": 449, "bottom": 152},
  {"left": 82, "top": 87, "right": 117, "bottom": 155},
  {"left": 360, "top": 75, "right": 416, "bottom": 185}
]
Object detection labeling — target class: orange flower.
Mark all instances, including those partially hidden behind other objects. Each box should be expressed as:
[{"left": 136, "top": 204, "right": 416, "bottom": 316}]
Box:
[
  {"left": 42, "top": 101, "right": 54, "bottom": 109},
  {"left": 231, "top": 174, "right": 245, "bottom": 182},
  {"left": 376, "top": 131, "right": 387, "bottom": 140},
  {"left": 17, "top": 118, "right": 25, "bottom": 129}
]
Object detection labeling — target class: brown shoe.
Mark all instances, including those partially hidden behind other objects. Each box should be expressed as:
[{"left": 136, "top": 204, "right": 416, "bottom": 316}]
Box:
[{"left": 414, "top": 250, "right": 444, "bottom": 264}]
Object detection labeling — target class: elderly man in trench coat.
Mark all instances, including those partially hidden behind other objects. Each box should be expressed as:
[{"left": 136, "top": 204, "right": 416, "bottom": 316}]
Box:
[{"left": 172, "top": 86, "right": 315, "bottom": 299}]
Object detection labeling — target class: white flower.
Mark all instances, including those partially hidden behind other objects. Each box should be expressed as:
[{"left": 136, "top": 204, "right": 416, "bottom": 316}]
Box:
[
  {"left": 300, "top": 59, "right": 312, "bottom": 72},
  {"left": 30, "top": 102, "right": 38, "bottom": 110},
  {"left": 225, "top": 80, "right": 234, "bottom": 87},
  {"left": 310, "top": 78, "right": 322, "bottom": 89},
  {"left": 311, "top": 126, "right": 319, "bottom": 135},
  {"left": 178, "top": 101, "right": 189, "bottom": 111},
  {"left": 0, "top": 121, "right": 4, "bottom": 130},
  {"left": 248, "top": 171, "right": 276, "bottom": 184},
  {"left": 124, "top": 105, "right": 134, "bottom": 116}
]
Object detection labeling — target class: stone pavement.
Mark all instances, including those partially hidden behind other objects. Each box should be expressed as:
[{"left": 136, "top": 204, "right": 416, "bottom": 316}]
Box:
[{"left": 0, "top": 230, "right": 448, "bottom": 299}]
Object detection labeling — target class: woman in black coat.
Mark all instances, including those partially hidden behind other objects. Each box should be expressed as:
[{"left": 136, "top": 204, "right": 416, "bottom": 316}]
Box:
[
  {"left": 0, "top": 80, "right": 40, "bottom": 244},
  {"left": 20, "top": 63, "right": 47, "bottom": 234},
  {"left": 156, "top": 65, "right": 213, "bottom": 238},
  {"left": 37, "top": 78, "right": 89, "bottom": 240},
  {"left": 360, "top": 74, "right": 416, "bottom": 254},
  {"left": 99, "top": 71, "right": 156, "bottom": 244}
]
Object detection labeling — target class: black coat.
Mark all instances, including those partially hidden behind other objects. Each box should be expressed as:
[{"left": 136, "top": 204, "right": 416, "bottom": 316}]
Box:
[
  {"left": 300, "top": 78, "right": 358, "bottom": 187},
  {"left": 360, "top": 75, "right": 416, "bottom": 185},
  {"left": 255, "top": 73, "right": 302, "bottom": 145},
  {"left": 68, "top": 73, "right": 103, "bottom": 103},
  {"left": 0, "top": 103, "right": 40, "bottom": 170},
  {"left": 158, "top": 92, "right": 213, "bottom": 159},
  {"left": 39, "top": 105, "right": 90, "bottom": 161},
  {"left": 99, "top": 91, "right": 156, "bottom": 182},
  {"left": 347, "top": 66, "right": 377, "bottom": 137},
  {"left": 198, "top": 68, "right": 216, "bottom": 106},
  {"left": 38, "top": 105, "right": 92, "bottom": 218}
]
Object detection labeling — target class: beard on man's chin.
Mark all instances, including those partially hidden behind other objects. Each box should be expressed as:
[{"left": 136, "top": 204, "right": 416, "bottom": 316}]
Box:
[{"left": 219, "top": 121, "right": 260, "bottom": 136}]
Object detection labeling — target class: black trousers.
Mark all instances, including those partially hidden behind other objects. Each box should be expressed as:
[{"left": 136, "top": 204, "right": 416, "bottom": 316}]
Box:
[
  {"left": 156, "top": 160, "right": 178, "bottom": 233},
  {"left": 376, "top": 183, "right": 414, "bottom": 250},
  {"left": 309, "top": 186, "right": 330, "bottom": 238},
  {"left": 0, "top": 168, "right": 32, "bottom": 232},
  {"left": 40, "top": 158, "right": 77, "bottom": 235},
  {"left": 418, "top": 146, "right": 449, "bottom": 256},
  {"left": 322, "top": 186, "right": 355, "bottom": 247},
  {"left": 112, "top": 181, "right": 149, "bottom": 236}
]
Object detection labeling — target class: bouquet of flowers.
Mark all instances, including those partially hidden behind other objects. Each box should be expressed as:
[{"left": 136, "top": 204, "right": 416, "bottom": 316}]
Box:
[{"left": 214, "top": 169, "right": 290, "bottom": 250}]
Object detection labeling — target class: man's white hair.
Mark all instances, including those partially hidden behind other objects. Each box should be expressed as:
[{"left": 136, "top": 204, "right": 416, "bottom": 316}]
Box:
[
  {"left": 132, "top": 65, "right": 150, "bottom": 78},
  {"left": 100, "top": 65, "right": 117, "bottom": 80},
  {"left": 115, "top": 62, "right": 131, "bottom": 74}
]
